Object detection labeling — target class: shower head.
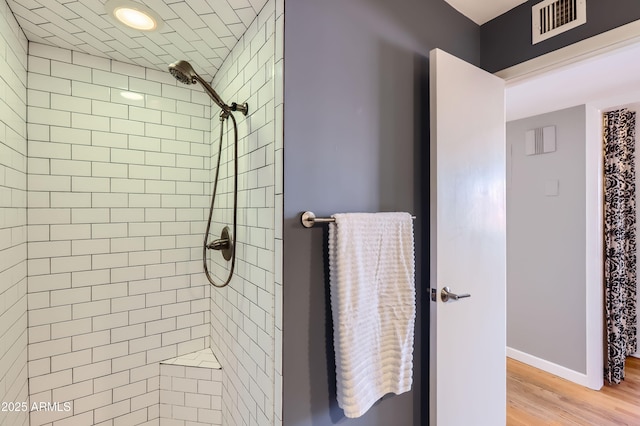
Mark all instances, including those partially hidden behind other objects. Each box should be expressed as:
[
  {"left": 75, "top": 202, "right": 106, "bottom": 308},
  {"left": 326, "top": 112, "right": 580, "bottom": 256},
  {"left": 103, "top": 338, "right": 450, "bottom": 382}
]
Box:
[
  {"left": 168, "top": 60, "right": 196, "bottom": 85},
  {"left": 168, "top": 59, "right": 231, "bottom": 113}
]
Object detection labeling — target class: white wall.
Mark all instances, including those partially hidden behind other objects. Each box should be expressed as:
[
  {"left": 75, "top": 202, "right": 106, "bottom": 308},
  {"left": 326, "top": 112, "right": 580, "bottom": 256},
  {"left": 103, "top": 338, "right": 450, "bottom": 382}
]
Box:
[
  {"left": 506, "top": 105, "right": 587, "bottom": 375},
  {"left": 0, "top": 0, "right": 28, "bottom": 425},
  {"left": 26, "top": 43, "right": 213, "bottom": 425},
  {"left": 206, "top": 0, "right": 283, "bottom": 424}
]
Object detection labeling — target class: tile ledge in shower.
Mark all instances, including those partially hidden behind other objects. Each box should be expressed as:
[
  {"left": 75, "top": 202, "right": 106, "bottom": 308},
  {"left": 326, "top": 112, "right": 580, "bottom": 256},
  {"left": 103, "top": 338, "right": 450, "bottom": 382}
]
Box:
[
  {"left": 160, "top": 347, "right": 222, "bottom": 369},
  {"left": 160, "top": 347, "right": 224, "bottom": 425}
]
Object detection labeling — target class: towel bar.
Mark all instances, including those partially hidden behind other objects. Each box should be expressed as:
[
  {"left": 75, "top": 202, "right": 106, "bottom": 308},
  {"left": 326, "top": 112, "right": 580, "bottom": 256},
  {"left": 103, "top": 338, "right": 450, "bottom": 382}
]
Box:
[{"left": 301, "top": 211, "right": 416, "bottom": 228}]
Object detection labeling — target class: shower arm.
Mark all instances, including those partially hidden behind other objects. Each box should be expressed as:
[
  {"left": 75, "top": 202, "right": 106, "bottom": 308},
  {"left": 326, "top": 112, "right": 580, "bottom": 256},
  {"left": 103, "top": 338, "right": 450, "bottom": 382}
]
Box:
[
  {"left": 192, "top": 74, "right": 249, "bottom": 116},
  {"left": 192, "top": 73, "right": 229, "bottom": 112}
]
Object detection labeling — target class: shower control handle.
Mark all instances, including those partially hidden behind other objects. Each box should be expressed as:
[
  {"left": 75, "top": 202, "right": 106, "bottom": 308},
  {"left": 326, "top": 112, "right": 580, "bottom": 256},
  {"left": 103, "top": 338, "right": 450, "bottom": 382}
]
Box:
[
  {"left": 206, "top": 226, "right": 233, "bottom": 261},
  {"left": 207, "top": 238, "right": 229, "bottom": 251}
]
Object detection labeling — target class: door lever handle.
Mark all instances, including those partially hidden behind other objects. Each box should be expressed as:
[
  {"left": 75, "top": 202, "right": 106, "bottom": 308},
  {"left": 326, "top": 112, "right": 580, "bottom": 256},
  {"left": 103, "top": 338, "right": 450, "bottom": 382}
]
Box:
[{"left": 441, "top": 286, "right": 471, "bottom": 302}]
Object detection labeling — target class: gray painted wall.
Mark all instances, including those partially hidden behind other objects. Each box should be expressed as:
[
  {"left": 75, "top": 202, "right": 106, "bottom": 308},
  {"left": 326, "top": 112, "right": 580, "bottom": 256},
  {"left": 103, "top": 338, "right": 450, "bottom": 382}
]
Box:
[
  {"left": 506, "top": 105, "right": 587, "bottom": 373},
  {"left": 481, "top": 0, "right": 640, "bottom": 73},
  {"left": 282, "top": 0, "right": 479, "bottom": 424}
]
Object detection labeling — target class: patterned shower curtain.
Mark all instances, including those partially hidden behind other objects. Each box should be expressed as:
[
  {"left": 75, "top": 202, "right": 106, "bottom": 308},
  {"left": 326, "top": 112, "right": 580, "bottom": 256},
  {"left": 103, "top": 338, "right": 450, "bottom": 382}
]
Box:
[{"left": 604, "top": 108, "right": 637, "bottom": 385}]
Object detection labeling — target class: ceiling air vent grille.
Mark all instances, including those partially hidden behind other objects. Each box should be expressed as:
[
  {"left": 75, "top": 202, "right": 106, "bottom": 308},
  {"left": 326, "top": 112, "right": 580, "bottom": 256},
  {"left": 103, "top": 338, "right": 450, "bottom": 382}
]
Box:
[{"left": 532, "top": 0, "right": 586, "bottom": 44}]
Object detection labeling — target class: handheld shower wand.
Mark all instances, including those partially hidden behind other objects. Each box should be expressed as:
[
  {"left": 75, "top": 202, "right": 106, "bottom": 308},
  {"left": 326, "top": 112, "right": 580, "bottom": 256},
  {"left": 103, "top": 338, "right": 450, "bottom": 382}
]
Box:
[{"left": 168, "top": 60, "right": 248, "bottom": 115}]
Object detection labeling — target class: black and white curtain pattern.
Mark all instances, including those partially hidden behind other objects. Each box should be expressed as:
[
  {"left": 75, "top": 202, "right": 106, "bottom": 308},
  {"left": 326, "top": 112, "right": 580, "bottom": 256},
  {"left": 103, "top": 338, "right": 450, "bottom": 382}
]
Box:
[{"left": 604, "top": 108, "right": 637, "bottom": 385}]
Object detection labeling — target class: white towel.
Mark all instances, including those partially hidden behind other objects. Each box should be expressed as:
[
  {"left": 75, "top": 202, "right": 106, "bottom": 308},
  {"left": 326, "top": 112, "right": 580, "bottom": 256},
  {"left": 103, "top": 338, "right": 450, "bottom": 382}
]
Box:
[{"left": 328, "top": 212, "right": 416, "bottom": 418}]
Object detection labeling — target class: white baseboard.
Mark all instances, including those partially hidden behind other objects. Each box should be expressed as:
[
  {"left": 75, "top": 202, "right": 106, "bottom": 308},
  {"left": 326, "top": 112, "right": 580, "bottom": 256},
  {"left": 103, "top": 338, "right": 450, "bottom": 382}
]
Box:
[{"left": 507, "top": 347, "right": 593, "bottom": 388}]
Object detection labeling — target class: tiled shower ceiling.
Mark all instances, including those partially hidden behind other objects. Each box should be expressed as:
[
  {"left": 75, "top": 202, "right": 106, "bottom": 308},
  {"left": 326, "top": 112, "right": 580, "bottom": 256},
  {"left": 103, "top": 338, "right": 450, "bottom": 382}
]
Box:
[{"left": 7, "top": 0, "right": 268, "bottom": 82}]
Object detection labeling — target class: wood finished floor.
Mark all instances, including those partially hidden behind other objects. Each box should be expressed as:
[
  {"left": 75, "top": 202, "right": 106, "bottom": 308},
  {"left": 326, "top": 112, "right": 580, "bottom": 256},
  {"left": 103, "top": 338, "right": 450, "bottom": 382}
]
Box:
[{"left": 507, "top": 356, "right": 640, "bottom": 425}]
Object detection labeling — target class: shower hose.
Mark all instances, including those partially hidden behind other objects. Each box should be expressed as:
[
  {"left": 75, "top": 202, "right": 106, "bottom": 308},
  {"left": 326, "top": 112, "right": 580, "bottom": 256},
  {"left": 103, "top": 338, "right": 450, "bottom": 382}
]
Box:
[{"left": 203, "top": 110, "right": 238, "bottom": 288}]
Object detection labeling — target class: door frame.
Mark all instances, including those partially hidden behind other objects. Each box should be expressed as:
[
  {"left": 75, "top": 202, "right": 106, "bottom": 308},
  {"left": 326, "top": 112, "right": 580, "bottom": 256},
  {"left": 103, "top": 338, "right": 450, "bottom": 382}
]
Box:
[
  {"left": 504, "top": 32, "right": 640, "bottom": 391},
  {"left": 496, "top": 19, "right": 640, "bottom": 83}
]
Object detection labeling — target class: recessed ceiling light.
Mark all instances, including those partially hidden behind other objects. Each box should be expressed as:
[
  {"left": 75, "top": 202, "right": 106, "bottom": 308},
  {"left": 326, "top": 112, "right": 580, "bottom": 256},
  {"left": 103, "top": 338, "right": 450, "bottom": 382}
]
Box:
[{"left": 105, "top": 0, "right": 163, "bottom": 32}]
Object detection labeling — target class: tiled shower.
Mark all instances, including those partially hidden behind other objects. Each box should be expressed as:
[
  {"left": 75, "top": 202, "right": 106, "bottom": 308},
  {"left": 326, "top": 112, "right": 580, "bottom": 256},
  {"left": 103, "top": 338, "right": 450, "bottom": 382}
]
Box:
[{"left": 0, "top": 0, "right": 283, "bottom": 424}]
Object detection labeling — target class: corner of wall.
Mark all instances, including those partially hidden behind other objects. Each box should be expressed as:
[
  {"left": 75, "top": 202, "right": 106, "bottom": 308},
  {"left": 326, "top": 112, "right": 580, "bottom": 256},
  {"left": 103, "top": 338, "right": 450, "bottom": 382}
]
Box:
[
  {"left": 206, "top": 0, "right": 282, "bottom": 424},
  {"left": 0, "top": 0, "right": 29, "bottom": 425}
]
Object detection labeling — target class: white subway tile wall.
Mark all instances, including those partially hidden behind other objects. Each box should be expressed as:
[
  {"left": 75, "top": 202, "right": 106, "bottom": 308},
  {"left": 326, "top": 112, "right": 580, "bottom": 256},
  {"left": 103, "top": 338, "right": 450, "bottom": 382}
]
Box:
[
  {"left": 207, "top": 0, "right": 282, "bottom": 424},
  {"left": 159, "top": 364, "right": 223, "bottom": 426},
  {"left": 26, "top": 43, "right": 214, "bottom": 425},
  {"left": 274, "top": 1, "right": 284, "bottom": 424},
  {"left": 0, "top": 1, "right": 29, "bottom": 425}
]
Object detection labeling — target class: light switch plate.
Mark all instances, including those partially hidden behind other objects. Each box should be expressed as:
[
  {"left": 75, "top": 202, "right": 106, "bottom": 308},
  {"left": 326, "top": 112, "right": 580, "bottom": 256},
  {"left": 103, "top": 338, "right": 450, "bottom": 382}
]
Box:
[{"left": 544, "top": 179, "right": 559, "bottom": 196}]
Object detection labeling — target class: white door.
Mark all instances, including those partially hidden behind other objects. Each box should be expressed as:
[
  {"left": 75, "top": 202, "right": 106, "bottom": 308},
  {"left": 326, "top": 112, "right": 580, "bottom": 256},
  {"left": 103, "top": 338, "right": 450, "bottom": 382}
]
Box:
[{"left": 429, "top": 48, "right": 506, "bottom": 425}]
